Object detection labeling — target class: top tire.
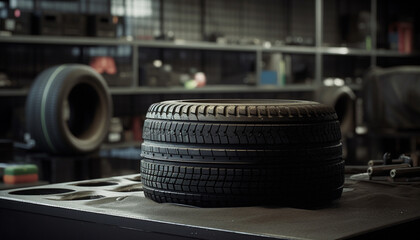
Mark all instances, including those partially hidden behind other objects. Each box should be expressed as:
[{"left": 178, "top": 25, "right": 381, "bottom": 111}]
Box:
[
  {"left": 142, "top": 99, "right": 341, "bottom": 146},
  {"left": 26, "top": 64, "right": 112, "bottom": 155},
  {"left": 146, "top": 99, "right": 338, "bottom": 122}
]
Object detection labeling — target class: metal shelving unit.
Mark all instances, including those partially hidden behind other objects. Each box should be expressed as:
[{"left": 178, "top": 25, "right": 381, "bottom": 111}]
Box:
[
  {"left": 0, "top": 0, "right": 418, "bottom": 97},
  {"left": 109, "top": 84, "right": 315, "bottom": 95},
  {"left": 0, "top": 35, "right": 132, "bottom": 46},
  {"left": 0, "top": 35, "right": 416, "bottom": 55},
  {"left": 0, "top": 88, "right": 28, "bottom": 97}
]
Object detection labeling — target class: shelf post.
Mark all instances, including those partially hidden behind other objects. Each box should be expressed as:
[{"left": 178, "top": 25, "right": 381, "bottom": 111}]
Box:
[
  {"left": 371, "top": 0, "right": 377, "bottom": 67},
  {"left": 315, "top": 0, "right": 323, "bottom": 88},
  {"left": 132, "top": 45, "right": 139, "bottom": 87},
  {"left": 256, "top": 49, "right": 262, "bottom": 86}
]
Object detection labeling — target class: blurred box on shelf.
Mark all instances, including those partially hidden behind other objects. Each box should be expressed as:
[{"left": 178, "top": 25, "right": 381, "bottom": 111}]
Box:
[
  {"left": 35, "top": 12, "right": 63, "bottom": 36},
  {"left": 0, "top": 163, "right": 38, "bottom": 184},
  {"left": 389, "top": 22, "right": 413, "bottom": 54},
  {"left": 260, "top": 71, "right": 278, "bottom": 85},
  {"left": 104, "top": 71, "right": 132, "bottom": 87},
  {"left": 0, "top": 9, "right": 32, "bottom": 35},
  {"left": 63, "top": 14, "right": 86, "bottom": 36},
  {"left": 142, "top": 64, "right": 180, "bottom": 87},
  {"left": 88, "top": 15, "right": 119, "bottom": 38},
  {"left": 261, "top": 53, "right": 292, "bottom": 86}
]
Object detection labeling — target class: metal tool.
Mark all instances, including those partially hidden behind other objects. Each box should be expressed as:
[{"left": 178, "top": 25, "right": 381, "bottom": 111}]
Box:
[
  {"left": 390, "top": 167, "right": 420, "bottom": 178},
  {"left": 367, "top": 163, "right": 411, "bottom": 179},
  {"left": 367, "top": 153, "right": 413, "bottom": 166}
]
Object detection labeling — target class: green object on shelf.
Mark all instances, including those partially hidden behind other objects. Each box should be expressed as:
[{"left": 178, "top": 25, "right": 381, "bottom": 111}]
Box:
[
  {"left": 184, "top": 80, "right": 197, "bottom": 89},
  {"left": 366, "top": 36, "right": 372, "bottom": 51},
  {"left": 4, "top": 164, "right": 38, "bottom": 176}
]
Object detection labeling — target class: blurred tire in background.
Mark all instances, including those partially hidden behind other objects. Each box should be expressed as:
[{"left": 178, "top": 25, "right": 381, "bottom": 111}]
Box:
[{"left": 25, "top": 64, "right": 112, "bottom": 155}]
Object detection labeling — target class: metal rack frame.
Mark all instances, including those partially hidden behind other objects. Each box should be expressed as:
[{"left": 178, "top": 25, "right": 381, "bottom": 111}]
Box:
[{"left": 0, "top": 0, "right": 417, "bottom": 96}]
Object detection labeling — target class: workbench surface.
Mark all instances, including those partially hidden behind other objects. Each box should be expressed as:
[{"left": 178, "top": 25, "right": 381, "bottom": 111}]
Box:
[{"left": 1, "top": 174, "right": 420, "bottom": 240}]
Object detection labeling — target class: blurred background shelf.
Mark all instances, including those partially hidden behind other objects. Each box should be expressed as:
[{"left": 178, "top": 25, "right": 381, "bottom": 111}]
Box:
[
  {"left": 0, "top": 84, "right": 315, "bottom": 97},
  {"left": 0, "top": 0, "right": 419, "bottom": 168},
  {"left": 374, "top": 49, "right": 420, "bottom": 57},
  {"left": 0, "top": 35, "right": 133, "bottom": 46},
  {"left": 0, "top": 88, "right": 28, "bottom": 96},
  {"left": 109, "top": 84, "right": 315, "bottom": 95}
]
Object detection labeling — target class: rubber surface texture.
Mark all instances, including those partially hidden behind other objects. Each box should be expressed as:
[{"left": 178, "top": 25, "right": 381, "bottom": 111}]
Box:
[{"left": 140, "top": 99, "right": 344, "bottom": 208}]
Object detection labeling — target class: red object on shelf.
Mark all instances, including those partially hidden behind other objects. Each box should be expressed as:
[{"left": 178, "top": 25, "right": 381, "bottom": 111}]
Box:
[
  {"left": 389, "top": 22, "right": 413, "bottom": 54},
  {"left": 14, "top": 9, "right": 21, "bottom": 18},
  {"left": 89, "top": 56, "right": 117, "bottom": 75}
]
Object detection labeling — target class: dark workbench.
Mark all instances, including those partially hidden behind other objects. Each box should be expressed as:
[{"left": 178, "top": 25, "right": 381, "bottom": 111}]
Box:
[{"left": 1, "top": 174, "right": 420, "bottom": 240}]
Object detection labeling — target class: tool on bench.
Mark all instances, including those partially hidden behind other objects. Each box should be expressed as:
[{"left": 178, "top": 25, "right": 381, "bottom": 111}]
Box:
[
  {"left": 367, "top": 153, "right": 414, "bottom": 180},
  {"left": 367, "top": 163, "right": 411, "bottom": 179},
  {"left": 367, "top": 153, "right": 412, "bottom": 166},
  {"left": 390, "top": 167, "right": 420, "bottom": 179}
]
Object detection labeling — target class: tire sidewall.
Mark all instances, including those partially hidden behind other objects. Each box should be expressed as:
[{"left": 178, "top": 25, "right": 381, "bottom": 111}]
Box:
[{"left": 56, "top": 65, "right": 112, "bottom": 153}]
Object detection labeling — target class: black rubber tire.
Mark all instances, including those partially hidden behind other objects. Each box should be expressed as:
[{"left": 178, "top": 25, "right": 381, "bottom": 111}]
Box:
[
  {"left": 145, "top": 99, "right": 338, "bottom": 123},
  {"left": 142, "top": 159, "right": 344, "bottom": 207},
  {"left": 141, "top": 142, "right": 342, "bottom": 164},
  {"left": 140, "top": 99, "right": 344, "bottom": 207},
  {"left": 26, "top": 64, "right": 112, "bottom": 154},
  {"left": 142, "top": 120, "right": 341, "bottom": 145}
]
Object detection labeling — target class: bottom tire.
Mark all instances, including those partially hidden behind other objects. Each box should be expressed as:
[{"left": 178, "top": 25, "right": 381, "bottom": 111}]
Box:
[{"left": 141, "top": 158, "right": 344, "bottom": 208}]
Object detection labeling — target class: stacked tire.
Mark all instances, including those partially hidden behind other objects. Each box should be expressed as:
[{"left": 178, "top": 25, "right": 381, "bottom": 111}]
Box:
[{"left": 140, "top": 99, "right": 344, "bottom": 208}]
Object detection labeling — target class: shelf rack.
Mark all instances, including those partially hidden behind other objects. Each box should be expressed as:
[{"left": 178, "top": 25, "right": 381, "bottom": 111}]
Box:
[
  {"left": 1, "top": 35, "right": 415, "bottom": 56},
  {"left": 0, "top": 0, "right": 418, "bottom": 97}
]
